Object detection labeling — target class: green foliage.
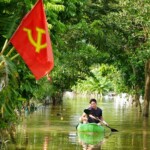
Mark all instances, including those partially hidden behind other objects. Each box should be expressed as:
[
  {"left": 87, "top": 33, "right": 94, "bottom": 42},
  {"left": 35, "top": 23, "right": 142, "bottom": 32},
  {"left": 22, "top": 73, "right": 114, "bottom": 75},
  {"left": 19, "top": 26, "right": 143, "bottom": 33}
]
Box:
[
  {"left": 32, "top": 77, "right": 54, "bottom": 100},
  {"left": 0, "top": 0, "right": 150, "bottom": 129},
  {"left": 106, "top": 0, "right": 150, "bottom": 93},
  {"left": 0, "top": 55, "right": 20, "bottom": 128},
  {"left": 72, "top": 64, "right": 124, "bottom": 94}
]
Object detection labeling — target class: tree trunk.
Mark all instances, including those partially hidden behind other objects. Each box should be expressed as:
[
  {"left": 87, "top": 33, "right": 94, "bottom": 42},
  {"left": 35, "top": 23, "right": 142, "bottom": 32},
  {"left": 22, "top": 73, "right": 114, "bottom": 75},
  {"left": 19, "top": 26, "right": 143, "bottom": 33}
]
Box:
[
  {"left": 51, "top": 92, "right": 63, "bottom": 105},
  {"left": 131, "top": 65, "right": 142, "bottom": 112},
  {"left": 143, "top": 60, "right": 150, "bottom": 117},
  {"left": 134, "top": 93, "right": 142, "bottom": 112},
  {"left": 134, "top": 86, "right": 142, "bottom": 112}
]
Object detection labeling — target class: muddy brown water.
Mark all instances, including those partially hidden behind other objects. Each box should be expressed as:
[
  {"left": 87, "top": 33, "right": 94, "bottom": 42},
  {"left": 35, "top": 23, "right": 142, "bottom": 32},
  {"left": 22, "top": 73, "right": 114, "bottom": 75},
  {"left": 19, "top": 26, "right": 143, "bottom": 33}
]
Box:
[{"left": 7, "top": 97, "right": 150, "bottom": 150}]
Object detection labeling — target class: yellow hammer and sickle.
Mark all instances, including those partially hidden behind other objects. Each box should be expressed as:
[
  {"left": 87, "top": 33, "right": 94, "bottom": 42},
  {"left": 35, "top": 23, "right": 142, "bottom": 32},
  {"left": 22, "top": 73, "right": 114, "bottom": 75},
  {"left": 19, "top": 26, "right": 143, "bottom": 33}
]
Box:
[{"left": 23, "top": 27, "right": 47, "bottom": 53}]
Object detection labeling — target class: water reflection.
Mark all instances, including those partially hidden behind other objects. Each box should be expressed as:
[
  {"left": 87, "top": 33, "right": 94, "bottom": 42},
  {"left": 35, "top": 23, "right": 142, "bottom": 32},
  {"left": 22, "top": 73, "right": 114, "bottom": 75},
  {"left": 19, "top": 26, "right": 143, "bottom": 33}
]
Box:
[
  {"left": 142, "top": 118, "right": 149, "bottom": 150},
  {"left": 77, "top": 126, "right": 112, "bottom": 150},
  {"left": 80, "top": 143, "right": 102, "bottom": 150},
  {"left": 6, "top": 97, "right": 150, "bottom": 150},
  {"left": 68, "top": 132, "right": 77, "bottom": 143},
  {"left": 78, "top": 133, "right": 111, "bottom": 150},
  {"left": 43, "top": 136, "right": 49, "bottom": 150},
  {"left": 13, "top": 123, "right": 29, "bottom": 150},
  {"left": 78, "top": 133, "right": 104, "bottom": 144}
]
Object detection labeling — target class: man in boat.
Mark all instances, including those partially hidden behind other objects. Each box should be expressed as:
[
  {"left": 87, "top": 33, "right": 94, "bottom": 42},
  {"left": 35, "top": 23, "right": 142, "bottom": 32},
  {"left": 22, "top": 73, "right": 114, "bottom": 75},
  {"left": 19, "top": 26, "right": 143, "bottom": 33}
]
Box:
[{"left": 80, "top": 99, "right": 108, "bottom": 126}]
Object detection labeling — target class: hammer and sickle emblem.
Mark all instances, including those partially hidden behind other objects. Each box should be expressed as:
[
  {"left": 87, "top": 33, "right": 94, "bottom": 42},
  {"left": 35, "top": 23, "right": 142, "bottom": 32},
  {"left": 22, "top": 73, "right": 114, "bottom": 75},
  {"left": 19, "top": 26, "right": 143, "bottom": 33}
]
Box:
[{"left": 23, "top": 27, "right": 47, "bottom": 53}]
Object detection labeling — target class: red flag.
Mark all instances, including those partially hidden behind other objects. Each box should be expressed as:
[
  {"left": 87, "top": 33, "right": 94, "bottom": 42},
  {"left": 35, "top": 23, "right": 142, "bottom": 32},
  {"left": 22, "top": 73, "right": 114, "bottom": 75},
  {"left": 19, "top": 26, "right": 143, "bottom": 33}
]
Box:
[{"left": 10, "top": 0, "right": 54, "bottom": 80}]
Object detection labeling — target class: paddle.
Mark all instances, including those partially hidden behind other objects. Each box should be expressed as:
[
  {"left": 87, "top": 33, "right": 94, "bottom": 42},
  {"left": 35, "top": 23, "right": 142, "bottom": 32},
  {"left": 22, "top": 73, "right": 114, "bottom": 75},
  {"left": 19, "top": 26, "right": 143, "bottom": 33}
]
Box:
[
  {"left": 84, "top": 109, "right": 91, "bottom": 115},
  {"left": 84, "top": 109, "right": 118, "bottom": 132},
  {"left": 95, "top": 117, "right": 118, "bottom": 132}
]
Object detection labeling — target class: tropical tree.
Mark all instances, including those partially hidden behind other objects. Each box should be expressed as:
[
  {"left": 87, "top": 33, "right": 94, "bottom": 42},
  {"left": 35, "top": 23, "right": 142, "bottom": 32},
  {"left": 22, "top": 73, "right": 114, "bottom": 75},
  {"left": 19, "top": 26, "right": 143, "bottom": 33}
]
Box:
[
  {"left": 106, "top": 0, "right": 150, "bottom": 115},
  {"left": 72, "top": 64, "right": 123, "bottom": 98}
]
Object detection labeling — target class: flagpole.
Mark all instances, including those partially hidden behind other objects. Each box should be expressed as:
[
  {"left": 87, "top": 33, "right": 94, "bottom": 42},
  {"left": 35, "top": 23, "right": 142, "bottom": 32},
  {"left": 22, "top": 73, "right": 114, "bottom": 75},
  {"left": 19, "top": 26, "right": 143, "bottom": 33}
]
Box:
[
  {"left": 6, "top": 47, "right": 15, "bottom": 57},
  {"left": 0, "top": 39, "right": 9, "bottom": 55},
  {"left": 0, "top": 39, "right": 16, "bottom": 58},
  {"left": 0, "top": 52, "right": 19, "bottom": 70},
  {"left": 10, "top": 53, "right": 20, "bottom": 61}
]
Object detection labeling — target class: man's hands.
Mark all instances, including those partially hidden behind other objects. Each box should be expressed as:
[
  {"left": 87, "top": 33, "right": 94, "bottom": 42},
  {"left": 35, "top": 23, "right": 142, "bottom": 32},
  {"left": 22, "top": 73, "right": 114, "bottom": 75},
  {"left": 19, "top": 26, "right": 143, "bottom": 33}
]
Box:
[
  {"left": 89, "top": 115, "right": 109, "bottom": 126},
  {"left": 102, "top": 120, "right": 108, "bottom": 126}
]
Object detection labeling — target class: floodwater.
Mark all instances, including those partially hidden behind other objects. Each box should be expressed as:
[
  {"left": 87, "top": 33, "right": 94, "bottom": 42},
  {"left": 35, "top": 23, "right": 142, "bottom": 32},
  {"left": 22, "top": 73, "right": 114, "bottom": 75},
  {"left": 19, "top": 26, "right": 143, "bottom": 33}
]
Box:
[{"left": 7, "top": 97, "right": 150, "bottom": 150}]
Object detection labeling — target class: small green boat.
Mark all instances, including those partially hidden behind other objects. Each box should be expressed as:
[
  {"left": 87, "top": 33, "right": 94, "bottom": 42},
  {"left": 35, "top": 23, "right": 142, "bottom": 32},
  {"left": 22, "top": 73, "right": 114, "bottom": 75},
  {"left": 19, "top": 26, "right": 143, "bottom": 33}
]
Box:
[
  {"left": 77, "top": 123, "right": 105, "bottom": 133},
  {"left": 77, "top": 123, "right": 105, "bottom": 145}
]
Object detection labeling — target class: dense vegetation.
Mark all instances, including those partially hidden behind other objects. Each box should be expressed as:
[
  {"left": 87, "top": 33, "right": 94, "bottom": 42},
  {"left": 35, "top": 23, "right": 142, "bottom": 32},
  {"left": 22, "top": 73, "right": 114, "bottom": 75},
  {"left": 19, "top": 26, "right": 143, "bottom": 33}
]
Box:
[{"left": 0, "top": 0, "right": 149, "bottom": 135}]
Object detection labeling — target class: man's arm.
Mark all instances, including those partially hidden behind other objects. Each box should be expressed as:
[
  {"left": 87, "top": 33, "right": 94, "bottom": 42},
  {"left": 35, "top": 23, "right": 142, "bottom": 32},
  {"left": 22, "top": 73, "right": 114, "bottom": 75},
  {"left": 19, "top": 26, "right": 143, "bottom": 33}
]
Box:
[{"left": 89, "top": 114, "right": 109, "bottom": 126}]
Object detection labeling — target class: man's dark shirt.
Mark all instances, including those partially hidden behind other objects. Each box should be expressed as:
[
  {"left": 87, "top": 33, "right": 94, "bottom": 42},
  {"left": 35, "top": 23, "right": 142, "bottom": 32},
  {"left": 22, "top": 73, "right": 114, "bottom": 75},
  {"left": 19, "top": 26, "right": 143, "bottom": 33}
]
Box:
[{"left": 88, "top": 107, "right": 102, "bottom": 123}]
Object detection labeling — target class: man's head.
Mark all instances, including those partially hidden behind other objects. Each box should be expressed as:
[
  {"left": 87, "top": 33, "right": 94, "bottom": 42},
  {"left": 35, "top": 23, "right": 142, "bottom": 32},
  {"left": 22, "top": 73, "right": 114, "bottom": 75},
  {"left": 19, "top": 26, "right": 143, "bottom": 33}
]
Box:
[{"left": 89, "top": 98, "right": 97, "bottom": 109}]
